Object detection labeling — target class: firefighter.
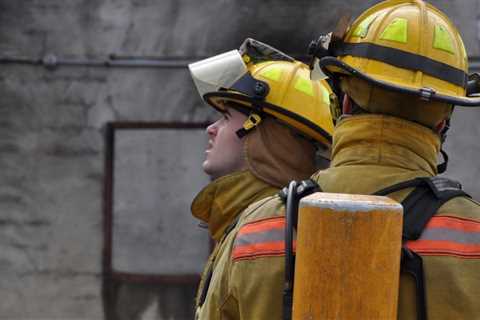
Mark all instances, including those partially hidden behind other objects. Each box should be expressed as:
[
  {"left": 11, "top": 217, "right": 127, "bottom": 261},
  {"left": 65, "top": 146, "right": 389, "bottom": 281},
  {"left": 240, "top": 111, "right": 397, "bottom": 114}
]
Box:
[
  {"left": 203, "top": 1, "right": 480, "bottom": 319},
  {"left": 312, "top": 1, "right": 480, "bottom": 318},
  {"left": 189, "top": 38, "right": 335, "bottom": 319}
]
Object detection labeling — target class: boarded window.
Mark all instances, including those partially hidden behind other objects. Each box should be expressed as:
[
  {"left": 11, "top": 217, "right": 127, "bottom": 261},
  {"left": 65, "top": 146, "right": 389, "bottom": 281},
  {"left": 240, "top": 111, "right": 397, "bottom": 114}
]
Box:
[{"left": 103, "top": 122, "right": 211, "bottom": 320}]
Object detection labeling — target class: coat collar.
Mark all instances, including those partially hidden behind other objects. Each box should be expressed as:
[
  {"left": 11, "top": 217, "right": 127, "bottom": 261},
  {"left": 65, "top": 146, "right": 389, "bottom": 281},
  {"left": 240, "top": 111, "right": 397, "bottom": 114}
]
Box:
[
  {"left": 332, "top": 115, "right": 440, "bottom": 176},
  {"left": 191, "top": 170, "right": 279, "bottom": 241}
]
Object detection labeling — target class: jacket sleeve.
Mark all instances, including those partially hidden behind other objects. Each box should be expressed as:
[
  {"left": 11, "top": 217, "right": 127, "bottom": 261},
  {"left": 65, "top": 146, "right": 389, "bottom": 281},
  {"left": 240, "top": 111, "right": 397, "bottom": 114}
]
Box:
[
  {"left": 225, "top": 256, "right": 285, "bottom": 320},
  {"left": 220, "top": 198, "right": 288, "bottom": 319}
]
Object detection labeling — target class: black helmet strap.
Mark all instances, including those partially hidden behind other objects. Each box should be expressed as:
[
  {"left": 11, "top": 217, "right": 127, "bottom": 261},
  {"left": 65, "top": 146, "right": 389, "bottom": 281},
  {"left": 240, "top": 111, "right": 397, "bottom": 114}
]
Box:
[
  {"left": 331, "top": 41, "right": 467, "bottom": 89},
  {"left": 229, "top": 72, "right": 270, "bottom": 102},
  {"left": 228, "top": 73, "right": 270, "bottom": 139}
]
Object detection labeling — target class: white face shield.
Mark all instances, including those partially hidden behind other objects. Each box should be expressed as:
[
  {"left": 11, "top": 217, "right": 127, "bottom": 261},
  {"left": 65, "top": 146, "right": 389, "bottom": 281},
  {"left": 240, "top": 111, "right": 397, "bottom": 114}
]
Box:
[
  {"left": 310, "top": 57, "right": 328, "bottom": 81},
  {"left": 189, "top": 38, "right": 296, "bottom": 100},
  {"left": 188, "top": 50, "right": 248, "bottom": 99}
]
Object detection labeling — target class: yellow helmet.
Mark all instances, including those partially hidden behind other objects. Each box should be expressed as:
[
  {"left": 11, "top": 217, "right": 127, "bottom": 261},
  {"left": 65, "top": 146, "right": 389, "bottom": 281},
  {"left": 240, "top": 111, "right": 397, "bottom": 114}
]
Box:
[
  {"left": 317, "top": 0, "right": 480, "bottom": 108},
  {"left": 189, "top": 39, "right": 336, "bottom": 147}
]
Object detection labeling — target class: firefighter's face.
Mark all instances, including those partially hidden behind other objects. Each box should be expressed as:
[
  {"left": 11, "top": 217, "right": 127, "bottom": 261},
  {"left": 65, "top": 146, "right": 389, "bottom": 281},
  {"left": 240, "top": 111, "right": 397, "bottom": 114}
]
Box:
[{"left": 203, "top": 107, "right": 247, "bottom": 179}]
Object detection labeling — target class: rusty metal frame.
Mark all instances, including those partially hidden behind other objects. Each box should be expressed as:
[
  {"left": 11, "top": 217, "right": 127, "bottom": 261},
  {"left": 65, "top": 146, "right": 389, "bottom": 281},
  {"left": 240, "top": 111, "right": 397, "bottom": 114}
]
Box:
[
  {"left": 102, "top": 121, "right": 212, "bottom": 319},
  {"left": 102, "top": 121, "right": 210, "bottom": 289}
]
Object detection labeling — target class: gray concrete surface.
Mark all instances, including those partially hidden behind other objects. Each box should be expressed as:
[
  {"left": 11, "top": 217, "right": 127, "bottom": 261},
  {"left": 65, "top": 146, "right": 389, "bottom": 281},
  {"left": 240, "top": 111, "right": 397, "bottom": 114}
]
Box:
[{"left": 0, "top": 0, "right": 480, "bottom": 319}]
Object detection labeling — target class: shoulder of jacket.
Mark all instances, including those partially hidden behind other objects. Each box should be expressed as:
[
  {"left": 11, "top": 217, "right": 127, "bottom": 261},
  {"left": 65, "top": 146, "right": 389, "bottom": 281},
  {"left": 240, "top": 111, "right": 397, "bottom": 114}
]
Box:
[
  {"left": 438, "top": 196, "right": 480, "bottom": 221},
  {"left": 408, "top": 196, "right": 480, "bottom": 259},
  {"left": 238, "top": 194, "right": 285, "bottom": 225},
  {"left": 229, "top": 195, "right": 287, "bottom": 262}
]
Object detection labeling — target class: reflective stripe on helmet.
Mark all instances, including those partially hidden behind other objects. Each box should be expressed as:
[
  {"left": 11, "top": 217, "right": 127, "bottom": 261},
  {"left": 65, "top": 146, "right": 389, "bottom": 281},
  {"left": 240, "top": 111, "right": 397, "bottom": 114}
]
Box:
[
  {"left": 433, "top": 25, "right": 455, "bottom": 54},
  {"left": 352, "top": 13, "right": 378, "bottom": 38},
  {"left": 294, "top": 77, "right": 314, "bottom": 96},
  {"left": 259, "top": 66, "right": 283, "bottom": 81},
  {"left": 379, "top": 18, "right": 408, "bottom": 43}
]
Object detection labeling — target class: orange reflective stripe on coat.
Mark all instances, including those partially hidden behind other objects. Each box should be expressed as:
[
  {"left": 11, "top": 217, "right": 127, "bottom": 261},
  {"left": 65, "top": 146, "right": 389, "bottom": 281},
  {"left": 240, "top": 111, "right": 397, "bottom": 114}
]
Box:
[
  {"left": 406, "top": 215, "right": 480, "bottom": 258},
  {"left": 232, "top": 217, "right": 294, "bottom": 261}
]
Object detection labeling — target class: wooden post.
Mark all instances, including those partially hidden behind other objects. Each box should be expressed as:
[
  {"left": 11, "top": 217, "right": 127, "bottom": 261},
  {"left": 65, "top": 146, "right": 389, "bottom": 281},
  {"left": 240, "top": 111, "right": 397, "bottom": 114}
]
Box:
[{"left": 292, "top": 193, "right": 403, "bottom": 320}]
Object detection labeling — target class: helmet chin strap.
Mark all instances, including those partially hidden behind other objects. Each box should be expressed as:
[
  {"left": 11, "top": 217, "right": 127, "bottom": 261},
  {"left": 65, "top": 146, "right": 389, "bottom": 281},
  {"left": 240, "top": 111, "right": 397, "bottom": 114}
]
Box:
[
  {"left": 236, "top": 112, "right": 263, "bottom": 138},
  {"left": 230, "top": 72, "right": 270, "bottom": 139},
  {"left": 437, "top": 118, "right": 451, "bottom": 174}
]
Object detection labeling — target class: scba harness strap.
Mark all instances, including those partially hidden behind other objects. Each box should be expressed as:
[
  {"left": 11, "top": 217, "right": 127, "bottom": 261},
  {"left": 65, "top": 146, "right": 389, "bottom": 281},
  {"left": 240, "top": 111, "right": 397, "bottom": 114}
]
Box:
[
  {"left": 278, "top": 179, "right": 321, "bottom": 320},
  {"left": 374, "top": 176, "right": 470, "bottom": 320}
]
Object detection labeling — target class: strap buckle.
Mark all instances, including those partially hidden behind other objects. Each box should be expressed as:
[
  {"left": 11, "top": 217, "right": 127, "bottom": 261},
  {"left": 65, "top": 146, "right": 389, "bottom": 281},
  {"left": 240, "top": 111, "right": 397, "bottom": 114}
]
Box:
[
  {"left": 235, "top": 113, "right": 262, "bottom": 138},
  {"left": 243, "top": 113, "right": 262, "bottom": 131}
]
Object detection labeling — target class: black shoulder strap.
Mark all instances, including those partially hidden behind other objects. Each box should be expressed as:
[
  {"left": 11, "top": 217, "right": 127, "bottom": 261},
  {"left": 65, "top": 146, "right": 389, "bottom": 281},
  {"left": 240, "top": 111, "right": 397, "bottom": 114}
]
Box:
[
  {"left": 400, "top": 247, "right": 427, "bottom": 320},
  {"left": 374, "top": 176, "right": 470, "bottom": 320},
  {"left": 374, "top": 176, "right": 470, "bottom": 241},
  {"left": 278, "top": 179, "right": 321, "bottom": 320}
]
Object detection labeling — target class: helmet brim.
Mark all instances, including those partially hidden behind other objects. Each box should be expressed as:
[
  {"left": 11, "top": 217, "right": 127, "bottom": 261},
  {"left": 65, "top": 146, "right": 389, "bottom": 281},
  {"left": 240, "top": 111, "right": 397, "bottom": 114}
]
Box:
[{"left": 320, "top": 56, "right": 480, "bottom": 107}]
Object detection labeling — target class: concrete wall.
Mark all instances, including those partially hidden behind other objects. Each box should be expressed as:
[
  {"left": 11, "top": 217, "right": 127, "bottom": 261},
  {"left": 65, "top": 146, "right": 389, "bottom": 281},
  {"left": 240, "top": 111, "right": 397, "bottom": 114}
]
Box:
[{"left": 1, "top": 1, "right": 479, "bottom": 319}]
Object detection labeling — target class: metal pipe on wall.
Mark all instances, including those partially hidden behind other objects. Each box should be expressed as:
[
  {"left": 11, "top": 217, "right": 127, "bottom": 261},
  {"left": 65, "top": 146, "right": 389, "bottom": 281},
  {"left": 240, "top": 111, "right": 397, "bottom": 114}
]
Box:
[{"left": 0, "top": 54, "right": 313, "bottom": 70}]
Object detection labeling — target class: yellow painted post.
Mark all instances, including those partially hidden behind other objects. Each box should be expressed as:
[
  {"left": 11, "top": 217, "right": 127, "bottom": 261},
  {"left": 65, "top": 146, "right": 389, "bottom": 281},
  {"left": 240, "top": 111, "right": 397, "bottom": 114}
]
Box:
[{"left": 292, "top": 193, "right": 403, "bottom": 320}]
